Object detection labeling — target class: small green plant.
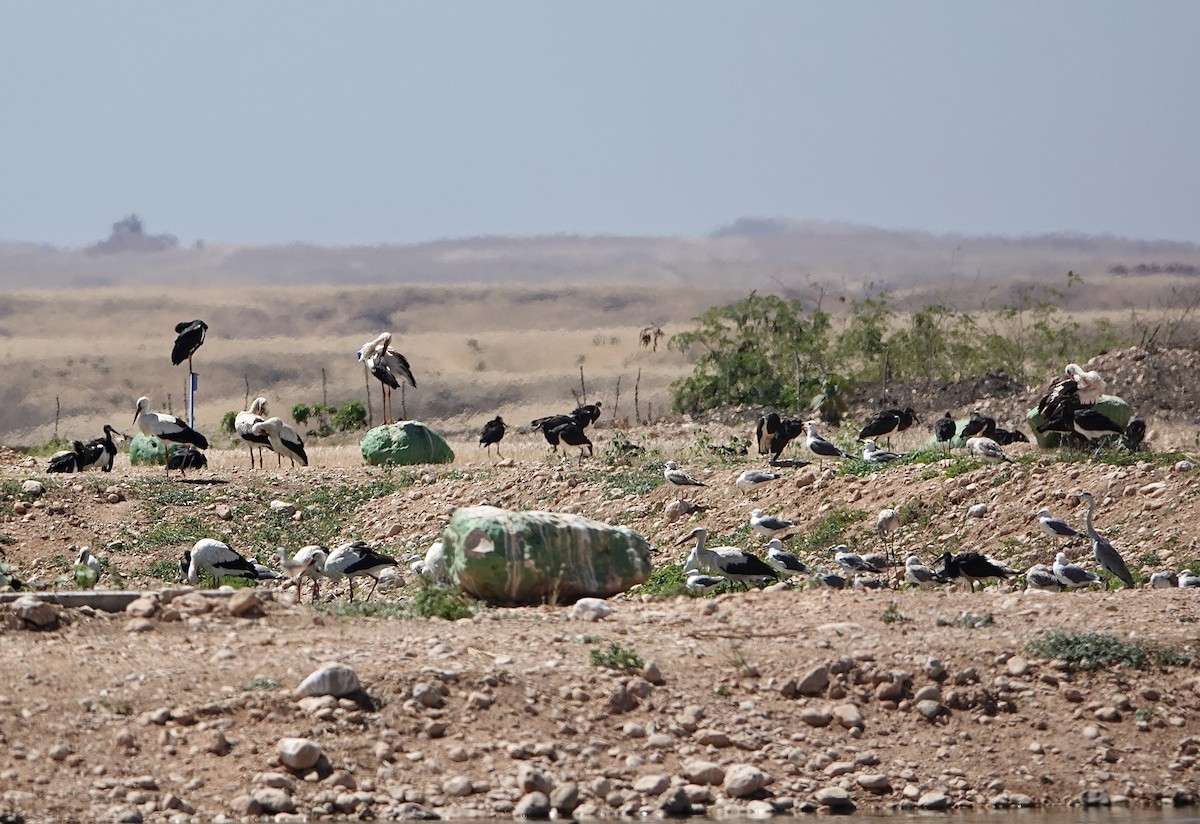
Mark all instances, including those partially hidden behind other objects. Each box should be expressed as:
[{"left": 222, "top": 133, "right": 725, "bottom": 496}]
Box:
[
  {"left": 331, "top": 400, "right": 368, "bottom": 432},
  {"left": 243, "top": 677, "right": 279, "bottom": 692},
  {"left": 590, "top": 642, "right": 644, "bottom": 672},
  {"left": 24, "top": 436, "right": 71, "bottom": 457},
  {"left": 318, "top": 601, "right": 408, "bottom": 619},
  {"left": 1027, "top": 630, "right": 1146, "bottom": 670},
  {"left": 798, "top": 508, "right": 870, "bottom": 550},
  {"left": 220, "top": 410, "right": 237, "bottom": 435},
  {"left": 408, "top": 579, "right": 479, "bottom": 621},
  {"left": 936, "top": 612, "right": 995, "bottom": 629},
  {"left": 1134, "top": 707, "right": 1151, "bottom": 723},
  {"left": 880, "top": 602, "right": 909, "bottom": 624},
  {"left": 636, "top": 563, "right": 688, "bottom": 598},
  {"left": 1154, "top": 648, "right": 1192, "bottom": 667}
]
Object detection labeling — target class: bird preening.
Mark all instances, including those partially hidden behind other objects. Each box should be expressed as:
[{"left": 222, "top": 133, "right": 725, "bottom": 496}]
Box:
[{"left": 358, "top": 332, "right": 417, "bottom": 425}]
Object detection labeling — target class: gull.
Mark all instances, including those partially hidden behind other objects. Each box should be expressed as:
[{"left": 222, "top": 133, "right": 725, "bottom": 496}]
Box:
[
  {"left": 1149, "top": 571, "right": 1179, "bottom": 589},
  {"left": 1036, "top": 508, "right": 1081, "bottom": 548},
  {"left": 1025, "top": 564, "right": 1061, "bottom": 593},
  {"left": 677, "top": 528, "right": 775, "bottom": 585},
  {"left": 685, "top": 571, "right": 728, "bottom": 595},
  {"left": 860, "top": 439, "right": 901, "bottom": 464},
  {"left": 804, "top": 420, "right": 848, "bottom": 465},
  {"left": 1178, "top": 570, "right": 1200, "bottom": 588},
  {"left": 904, "top": 555, "right": 946, "bottom": 588},
  {"left": 736, "top": 469, "right": 780, "bottom": 493},
  {"left": 966, "top": 436, "right": 1012, "bottom": 464},
  {"left": 1075, "top": 491, "right": 1134, "bottom": 589},
  {"left": 749, "top": 508, "right": 795, "bottom": 538},
  {"left": 765, "top": 539, "right": 808, "bottom": 578},
  {"left": 832, "top": 545, "right": 883, "bottom": 573},
  {"left": 853, "top": 574, "right": 887, "bottom": 590},
  {"left": 1053, "top": 551, "right": 1100, "bottom": 589},
  {"left": 77, "top": 547, "right": 104, "bottom": 577},
  {"left": 664, "top": 461, "right": 705, "bottom": 487},
  {"left": 814, "top": 571, "right": 847, "bottom": 589}
]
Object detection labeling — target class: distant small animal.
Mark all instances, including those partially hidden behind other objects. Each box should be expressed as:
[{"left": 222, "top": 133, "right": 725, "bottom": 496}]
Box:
[
  {"left": 859, "top": 407, "right": 919, "bottom": 446},
  {"left": 664, "top": 461, "right": 705, "bottom": 487},
  {"left": 934, "top": 411, "right": 956, "bottom": 453}
]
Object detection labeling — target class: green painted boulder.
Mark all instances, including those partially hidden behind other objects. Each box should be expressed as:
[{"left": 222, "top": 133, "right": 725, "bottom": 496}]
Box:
[
  {"left": 360, "top": 421, "right": 455, "bottom": 466},
  {"left": 1025, "top": 394, "right": 1132, "bottom": 449},
  {"left": 440, "top": 505, "right": 653, "bottom": 605},
  {"left": 128, "top": 434, "right": 194, "bottom": 465}
]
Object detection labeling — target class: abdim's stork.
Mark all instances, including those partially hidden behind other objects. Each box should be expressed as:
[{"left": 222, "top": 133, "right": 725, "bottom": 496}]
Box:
[
  {"left": 236, "top": 397, "right": 274, "bottom": 469},
  {"left": 171, "top": 320, "right": 208, "bottom": 371},
  {"left": 358, "top": 332, "right": 417, "bottom": 425},
  {"left": 755, "top": 412, "right": 805, "bottom": 464},
  {"left": 547, "top": 421, "right": 593, "bottom": 462},
  {"left": 323, "top": 540, "right": 400, "bottom": 602},
  {"left": 167, "top": 446, "right": 208, "bottom": 472},
  {"left": 77, "top": 424, "right": 127, "bottom": 472},
  {"left": 250, "top": 417, "right": 308, "bottom": 467},
  {"left": 858, "top": 407, "right": 919, "bottom": 447},
  {"left": 571, "top": 402, "right": 603, "bottom": 427},
  {"left": 181, "top": 539, "right": 258, "bottom": 586},
  {"left": 1075, "top": 491, "right": 1134, "bottom": 589},
  {"left": 479, "top": 416, "right": 507, "bottom": 458},
  {"left": 134, "top": 396, "right": 208, "bottom": 474},
  {"left": 46, "top": 445, "right": 83, "bottom": 473}
]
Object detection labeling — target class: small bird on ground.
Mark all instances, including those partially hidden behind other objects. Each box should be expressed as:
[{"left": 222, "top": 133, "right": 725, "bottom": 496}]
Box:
[
  {"left": 860, "top": 439, "right": 901, "bottom": 463},
  {"left": 664, "top": 461, "right": 705, "bottom": 487},
  {"left": 966, "top": 436, "right": 1012, "bottom": 464},
  {"left": 749, "top": 508, "right": 795, "bottom": 537},
  {"left": 1052, "top": 551, "right": 1100, "bottom": 589},
  {"left": 904, "top": 555, "right": 946, "bottom": 588},
  {"left": 735, "top": 469, "right": 780, "bottom": 493},
  {"left": 1025, "top": 564, "right": 1061, "bottom": 593},
  {"left": 765, "top": 539, "right": 808, "bottom": 578}
]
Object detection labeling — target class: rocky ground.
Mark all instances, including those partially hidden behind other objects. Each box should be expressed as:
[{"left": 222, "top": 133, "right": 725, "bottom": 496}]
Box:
[{"left": 2, "top": 350, "right": 1200, "bottom": 823}]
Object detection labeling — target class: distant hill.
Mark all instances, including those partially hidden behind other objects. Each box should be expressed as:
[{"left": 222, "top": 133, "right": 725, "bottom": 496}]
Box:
[{"left": 2, "top": 220, "right": 1199, "bottom": 305}]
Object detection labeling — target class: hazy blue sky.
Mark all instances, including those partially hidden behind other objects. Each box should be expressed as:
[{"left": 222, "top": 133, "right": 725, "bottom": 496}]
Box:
[{"left": 3, "top": 2, "right": 1199, "bottom": 247}]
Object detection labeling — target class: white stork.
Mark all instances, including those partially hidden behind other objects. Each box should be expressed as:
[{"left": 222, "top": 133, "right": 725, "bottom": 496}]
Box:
[
  {"left": 358, "top": 332, "right": 417, "bottom": 425},
  {"left": 250, "top": 417, "right": 308, "bottom": 467},
  {"left": 133, "top": 396, "right": 208, "bottom": 475},
  {"left": 181, "top": 539, "right": 258, "bottom": 587},
  {"left": 323, "top": 540, "right": 400, "bottom": 601},
  {"left": 235, "top": 397, "right": 275, "bottom": 469},
  {"left": 677, "top": 527, "right": 775, "bottom": 585}
]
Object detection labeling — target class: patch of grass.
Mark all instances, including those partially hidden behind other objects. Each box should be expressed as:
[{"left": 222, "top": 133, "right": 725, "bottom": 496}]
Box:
[
  {"left": 590, "top": 642, "right": 644, "bottom": 672},
  {"left": 880, "top": 602, "right": 910, "bottom": 624},
  {"left": 242, "top": 677, "right": 279, "bottom": 692},
  {"left": 407, "top": 579, "right": 479, "bottom": 621},
  {"left": 24, "top": 436, "right": 71, "bottom": 457},
  {"left": 143, "top": 557, "right": 183, "bottom": 583},
  {"left": 636, "top": 563, "right": 688, "bottom": 598},
  {"left": 798, "top": 508, "right": 869, "bottom": 550},
  {"left": 318, "top": 601, "right": 409, "bottom": 619},
  {"left": 605, "top": 462, "right": 665, "bottom": 496},
  {"left": 127, "top": 513, "right": 210, "bottom": 549},
  {"left": 1154, "top": 648, "right": 1192, "bottom": 667},
  {"left": 1027, "top": 630, "right": 1146, "bottom": 670},
  {"left": 941, "top": 456, "right": 980, "bottom": 478},
  {"left": 937, "top": 612, "right": 995, "bottom": 629}
]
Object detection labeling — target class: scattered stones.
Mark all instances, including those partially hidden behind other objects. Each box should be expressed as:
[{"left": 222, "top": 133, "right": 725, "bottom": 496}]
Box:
[
  {"left": 857, "top": 774, "right": 892, "bottom": 792},
  {"left": 916, "top": 699, "right": 945, "bottom": 721},
  {"left": 682, "top": 760, "right": 724, "bottom": 786},
  {"left": 513, "top": 792, "right": 551, "bottom": 819},
  {"left": 918, "top": 792, "right": 951, "bottom": 810},
  {"left": 125, "top": 597, "right": 157, "bottom": 618},
  {"left": 1082, "top": 789, "right": 1111, "bottom": 807},
  {"left": 253, "top": 787, "right": 297, "bottom": 814},
  {"left": 549, "top": 782, "right": 580, "bottom": 817},
  {"left": 814, "top": 786, "right": 854, "bottom": 811},
  {"left": 269, "top": 500, "right": 297, "bottom": 516},
  {"left": 799, "top": 706, "right": 833, "bottom": 727},
  {"left": 295, "top": 663, "right": 361, "bottom": 697},
  {"left": 517, "top": 763, "right": 553, "bottom": 794},
  {"left": 443, "top": 776, "right": 474, "bottom": 797},
  {"left": 833, "top": 703, "right": 863, "bottom": 729},
  {"left": 11, "top": 596, "right": 59, "bottom": 629}
]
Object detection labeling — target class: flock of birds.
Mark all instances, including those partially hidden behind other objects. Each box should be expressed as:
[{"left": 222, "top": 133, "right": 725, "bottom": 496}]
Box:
[{"left": 46, "top": 324, "right": 423, "bottom": 476}]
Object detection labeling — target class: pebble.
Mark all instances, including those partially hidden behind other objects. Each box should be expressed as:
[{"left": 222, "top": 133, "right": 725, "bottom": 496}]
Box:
[
  {"left": 916, "top": 700, "right": 945, "bottom": 721},
  {"left": 21, "top": 480, "right": 45, "bottom": 496},
  {"left": 967, "top": 504, "right": 988, "bottom": 518},
  {"left": 253, "top": 787, "right": 297, "bottom": 814},
  {"left": 269, "top": 500, "right": 297, "bottom": 515},
  {"left": 799, "top": 706, "right": 833, "bottom": 727},
  {"left": 226, "top": 590, "right": 263, "bottom": 618},
  {"left": 682, "top": 760, "right": 724, "bottom": 786},
  {"left": 443, "top": 776, "right": 474, "bottom": 797},
  {"left": 814, "top": 786, "right": 854, "bottom": 810},
  {"left": 12, "top": 596, "right": 59, "bottom": 629},
  {"left": 858, "top": 774, "right": 892, "bottom": 792},
  {"left": 795, "top": 665, "right": 830, "bottom": 695},
  {"left": 918, "top": 792, "right": 951, "bottom": 810},
  {"left": 833, "top": 704, "right": 863, "bottom": 729}
]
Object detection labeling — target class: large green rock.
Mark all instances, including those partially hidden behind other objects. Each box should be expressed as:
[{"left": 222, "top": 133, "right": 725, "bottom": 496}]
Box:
[
  {"left": 360, "top": 421, "right": 455, "bottom": 466},
  {"left": 1025, "top": 394, "right": 1132, "bottom": 449},
  {"left": 440, "top": 505, "right": 653, "bottom": 605}
]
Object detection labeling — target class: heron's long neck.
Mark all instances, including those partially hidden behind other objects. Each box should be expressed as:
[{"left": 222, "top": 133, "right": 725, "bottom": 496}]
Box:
[{"left": 1084, "top": 499, "right": 1096, "bottom": 538}]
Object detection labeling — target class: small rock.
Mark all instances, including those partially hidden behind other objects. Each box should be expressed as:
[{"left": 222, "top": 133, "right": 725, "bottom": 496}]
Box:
[
  {"left": 21, "top": 480, "right": 45, "bottom": 496},
  {"left": 642, "top": 659, "right": 665, "bottom": 685},
  {"left": 294, "top": 663, "right": 361, "bottom": 697},
  {"left": 12, "top": 596, "right": 59, "bottom": 629},
  {"left": 633, "top": 775, "right": 669, "bottom": 795},
  {"left": 412, "top": 682, "right": 445, "bottom": 708},
  {"left": 125, "top": 597, "right": 158, "bottom": 618},
  {"left": 858, "top": 774, "right": 892, "bottom": 792},
  {"left": 682, "top": 760, "right": 724, "bottom": 786},
  {"left": 918, "top": 792, "right": 951, "bottom": 810},
  {"left": 513, "top": 791, "right": 551, "bottom": 819},
  {"left": 796, "top": 665, "right": 829, "bottom": 696},
  {"left": 518, "top": 763, "right": 553, "bottom": 794},
  {"left": 799, "top": 706, "right": 833, "bottom": 727},
  {"left": 465, "top": 691, "right": 493, "bottom": 710},
  {"left": 214, "top": 505, "right": 233, "bottom": 521},
  {"left": 277, "top": 737, "right": 322, "bottom": 771},
  {"left": 226, "top": 589, "right": 263, "bottom": 618},
  {"left": 1005, "top": 656, "right": 1029, "bottom": 677},
  {"left": 833, "top": 703, "right": 863, "bottom": 729},
  {"left": 916, "top": 699, "right": 944, "bottom": 721},
  {"left": 1082, "top": 789, "right": 1111, "bottom": 807},
  {"left": 443, "top": 776, "right": 474, "bottom": 797},
  {"left": 253, "top": 787, "right": 297, "bottom": 814},
  {"left": 722, "top": 764, "right": 767, "bottom": 799},
  {"left": 269, "top": 500, "right": 297, "bottom": 516},
  {"left": 967, "top": 504, "right": 988, "bottom": 518},
  {"left": 813, "top": 786, "right": 854, "bottom": 811},
  {"left": 549, "top": 782, "right": 580, "bottom": 816},
  {"left": 570, "top": 598, "right": 613, "bottom": 621}
]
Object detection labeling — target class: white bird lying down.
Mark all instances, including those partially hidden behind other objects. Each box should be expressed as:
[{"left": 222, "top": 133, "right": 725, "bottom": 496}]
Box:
[{"left": 1052, "top": 551, "right": 1100, "bottom": 589}]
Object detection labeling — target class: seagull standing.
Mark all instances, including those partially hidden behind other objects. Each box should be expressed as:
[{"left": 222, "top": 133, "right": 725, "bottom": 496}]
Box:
[
  {"left": 749, "top": 508, "right": 795, "bottom": 538},
  {"left": 250, "top": 417, "right": 308, "bottom": 467},
  {"left": 181, "top": 539, "right": 259, "bottom": 587},
  {"left": 1052, "top": 551, "right": 1100, "bottom": 589},
  {"left": 904, "top": 555, "right": 946, "bottom": 588},
  {"left": 133, "top": 396, "right": 209, "bottom": 475},
  {"left": 1036, "top": 508, "right": 1081, "bottom": 548},
  {"left": 813, "top": 571, "right": 847, "bottom": 589},
  {"left": 966, "top": 436, "right": 1012, "bottom": 464},
  {"left": 804, "top": 420, "right": 848, "bottom": 465},
  {"left": 479, "top": 416, "right": 507, "bottom": 458},
  {"left": 765, "top": 539, "right": 808, "bottom": 578},
  {"left": 358, "top": 332, "right": 417, "bottom": 425},
  {"left": 832, "top": 545, "right": 884, "bottom": 573},
  {"left": 736, "top": 469, "right": 780, "bottom": 494},
  {"left": 664, "top": 461, "right": 706, "bottom": 487},
  {"left": 1075, "top": 491, "right": 1134, "bottom": 589}
]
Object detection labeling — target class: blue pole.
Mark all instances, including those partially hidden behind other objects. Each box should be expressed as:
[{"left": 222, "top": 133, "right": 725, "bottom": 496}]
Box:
[{"left": 189, "top": 371, "right": 198, "bottom": 428}]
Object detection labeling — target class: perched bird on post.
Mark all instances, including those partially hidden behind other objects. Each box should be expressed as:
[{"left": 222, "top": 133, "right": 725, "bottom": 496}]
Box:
[{"left": 171, "top": 320, "right": 208, "bottom": 371}]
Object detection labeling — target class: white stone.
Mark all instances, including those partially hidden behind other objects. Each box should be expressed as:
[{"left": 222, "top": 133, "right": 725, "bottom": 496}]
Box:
[
  {"left": 570, "top": 598, "right": 613, "bottom": 621},
  {"left": 294, "top": 663, "right": 361, "bottom": 697},
  {"left": 277, "top": 738, "right": 322, "bottom": 771}
]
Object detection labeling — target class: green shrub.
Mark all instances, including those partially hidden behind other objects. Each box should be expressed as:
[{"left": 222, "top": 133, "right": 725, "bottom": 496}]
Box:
[
  {"left": 590, "top": 642, "right": 644, "bottom": 672},
  {"left": 408, "top": 579, "right": 479, "bottom": 621},
  {"left": 1027, "top": 630, "right": 1146, "bottom": 669}
]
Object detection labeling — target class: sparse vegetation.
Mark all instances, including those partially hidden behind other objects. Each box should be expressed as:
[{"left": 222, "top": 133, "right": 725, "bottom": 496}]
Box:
[
  {"left": 407, "top": 579, "right": 479, "bottom": 621},
  {"left": 880, "top": 602, "right": 909, "bottom": 624},
  {"left": 1027, "top": 630, "right": 1147, "bottom": 670},
  {"left": 590, "top": 642, "right": 644, "bottom": 672}
]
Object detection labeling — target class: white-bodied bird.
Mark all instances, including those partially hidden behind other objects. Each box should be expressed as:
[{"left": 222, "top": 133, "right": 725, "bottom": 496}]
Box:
[
  {"left": 250, "top": 417, "right": 308, "bottom": 467},
  {"left": 749, "top": 508, "right": 795, "bottom": 537},
  {"left": 664, "top": 460, "right": 706, "bottom": 487},
  {"left": 133, "top": 396, "right": 209, "bottom": 475},
  {"left": 1052, "top": 551, "right": 1100, "bottom": 589},
  {"left": 765, "top": 539, "right": 808, "bottom": 578},
  {"left": 181, "top": 539, "right": 258, "bottom": 587}
]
